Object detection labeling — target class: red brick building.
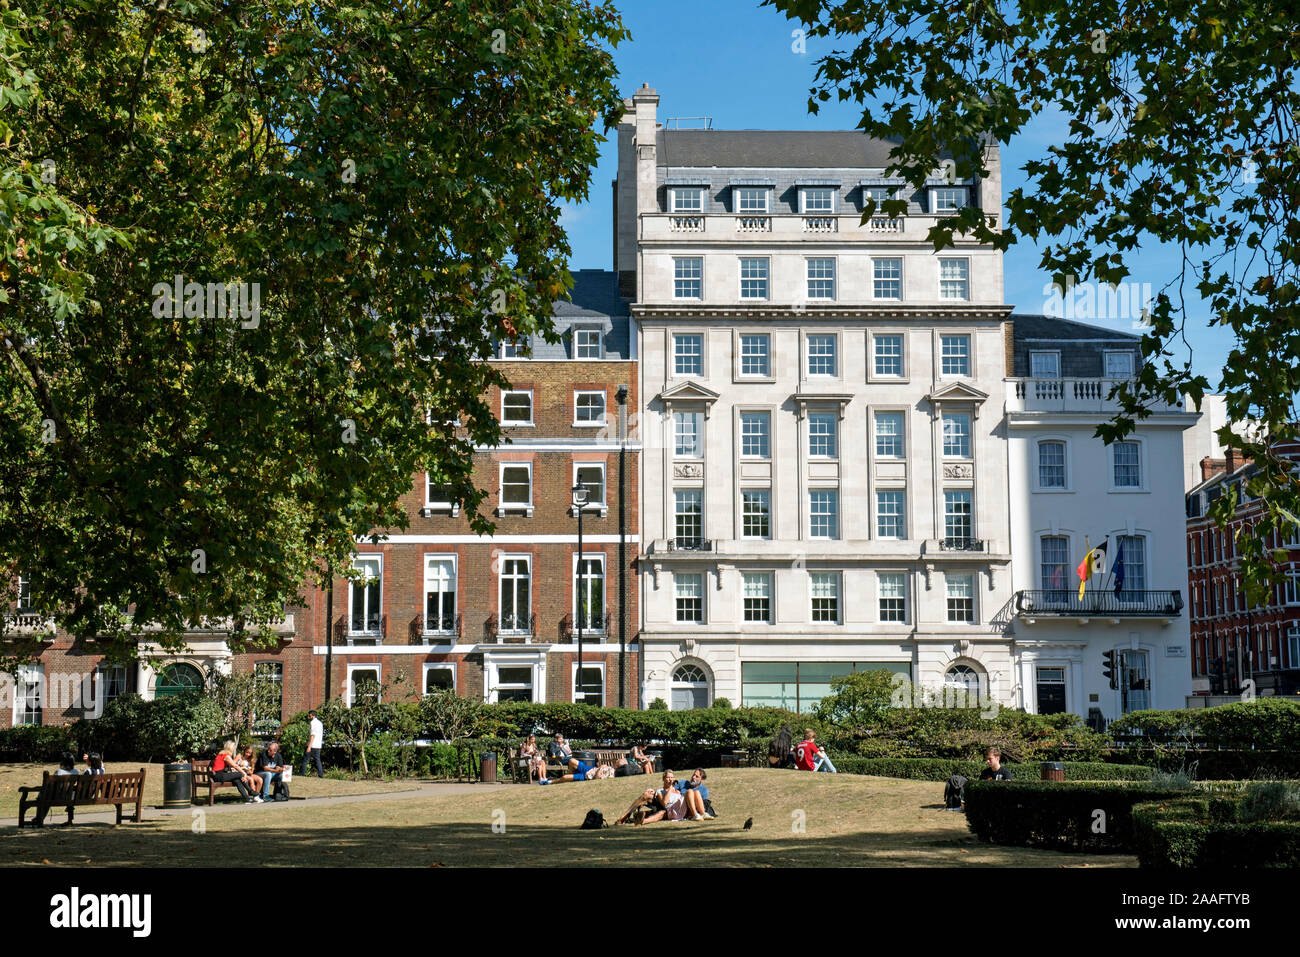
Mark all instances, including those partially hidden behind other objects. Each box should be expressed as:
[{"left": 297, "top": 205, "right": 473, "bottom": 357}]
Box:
[
  {"left": 1185, "top": 442, "right": 1300, "bottom": 700},
  {"left": 2, "top": 271, "right": 640, "bottom": 727}
]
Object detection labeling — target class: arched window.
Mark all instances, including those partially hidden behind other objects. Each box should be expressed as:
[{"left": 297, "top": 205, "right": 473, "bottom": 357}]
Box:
[
  {"left": 670, "top": 663, "right": 711, "bottom": 710},
  {"left": 943, "top": 663, "right": 984, "bottom": 704},
  {"left": 156, "top": 663, "right": 203, "bottom": 698}
]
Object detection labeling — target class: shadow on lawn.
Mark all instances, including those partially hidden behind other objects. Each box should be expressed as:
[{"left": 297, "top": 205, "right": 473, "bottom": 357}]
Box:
[{"left": 0, "top": 817, "right": 1121, "bottom": 868}]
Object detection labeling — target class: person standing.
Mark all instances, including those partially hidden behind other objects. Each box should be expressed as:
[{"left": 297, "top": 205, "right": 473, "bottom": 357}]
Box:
[{"left": 303, "top": 710, "right": 325, "bottom": 778}]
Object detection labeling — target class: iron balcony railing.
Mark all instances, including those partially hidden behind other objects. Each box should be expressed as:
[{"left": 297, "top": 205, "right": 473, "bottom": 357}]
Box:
[
  {"left": 939, "top": 537, "right": 984, "bottom": 551},
  {"left": 1015, "top": 589, "right": 1184, "bottom": 618},
  {"left": 668, "top": 538, "right": 713, "bottom": 552}
]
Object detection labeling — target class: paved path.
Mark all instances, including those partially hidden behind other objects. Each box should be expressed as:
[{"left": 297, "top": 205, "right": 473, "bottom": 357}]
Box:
[{"left": 2, "top": 781, "right": 512, "bottom": 829}]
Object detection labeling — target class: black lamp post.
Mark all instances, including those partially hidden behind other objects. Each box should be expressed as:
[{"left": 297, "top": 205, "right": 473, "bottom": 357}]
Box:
[{"left": 572, "top": 483, "right": 589, "bottom": 704}]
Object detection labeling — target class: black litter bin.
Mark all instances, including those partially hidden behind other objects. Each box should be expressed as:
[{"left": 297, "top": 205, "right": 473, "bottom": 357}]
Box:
[
  {"left": 163, "top": 762, "right": 193, "bottom": 808},
  {"left": 574, "top": 750, "right": 597, "bottom": 763},
  {"left": 480, "top": 751, "right": 497, "bottom": 783}
]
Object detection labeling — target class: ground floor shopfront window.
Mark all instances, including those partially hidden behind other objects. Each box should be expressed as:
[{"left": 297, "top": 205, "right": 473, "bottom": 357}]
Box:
[{"left": 740, "top": 661, "right": 912, "bottom": 713}]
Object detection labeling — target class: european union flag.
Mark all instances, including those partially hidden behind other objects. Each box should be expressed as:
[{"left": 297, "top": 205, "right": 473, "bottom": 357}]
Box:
[{"left": 1112, "top": 540, "right": 1126, "bottom": 596}]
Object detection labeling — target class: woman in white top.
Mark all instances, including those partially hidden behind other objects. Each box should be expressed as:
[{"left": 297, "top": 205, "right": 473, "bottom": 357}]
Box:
[{"left": 639, "top": 770, "right": 705, "bottom": 823}]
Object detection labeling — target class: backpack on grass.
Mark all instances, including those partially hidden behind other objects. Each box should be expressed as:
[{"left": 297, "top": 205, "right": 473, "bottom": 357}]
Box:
[
  {"left": 580, "top": 809, "right": 606, "bottom": 829},
  {"left": 943, "top": 774, "right": 968, "bottom": 810}
]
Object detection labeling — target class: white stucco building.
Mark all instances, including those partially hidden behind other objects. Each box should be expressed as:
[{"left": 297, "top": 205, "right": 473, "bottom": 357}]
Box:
[
  {"left": 618, "top": 86, "right": 1019, "bottom": 711},
  {"left": 1004, "top": 316, "right": 1197, "bottom": 721}
]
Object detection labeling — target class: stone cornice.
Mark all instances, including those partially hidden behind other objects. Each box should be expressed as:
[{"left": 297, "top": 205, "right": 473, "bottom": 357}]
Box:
[{"left": 631, "top": 303, "right": 1013, "bottom": 322}]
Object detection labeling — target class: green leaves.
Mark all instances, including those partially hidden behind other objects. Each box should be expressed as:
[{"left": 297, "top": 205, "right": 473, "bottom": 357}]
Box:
[{"left": 0, "top": 1, "right": 627, "bottom": 657}]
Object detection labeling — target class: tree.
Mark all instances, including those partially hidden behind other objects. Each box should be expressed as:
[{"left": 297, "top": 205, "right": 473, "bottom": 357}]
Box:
[
  {"left": 418, "top": 688, "right": 486, "bottom": 742},
  {"left": 205, "top": 670, "right": 282, "bottom": 744},
  {"left": 814, "top": 669, "right": 896, "bottom": 736},
  {"left": 768, "top": 0, "right": 1300, "bottom": 597},
  {"left": 0, "top": 1, "right": 629, "bottom": 657},
  {"left": 320, "top": 675, "right": 402, "bottom": 775}
]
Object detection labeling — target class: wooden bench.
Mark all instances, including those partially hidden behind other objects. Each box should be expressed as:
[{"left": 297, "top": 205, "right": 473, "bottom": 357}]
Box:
[
  {"left": 531, "top": 747, "right": 657, "bottom": 782},
  {"left": 18, "top": 769, "right": 147, "bottom": 828},
  {"left": 190, "top": 760, "right": 252, "bottom": 805}
]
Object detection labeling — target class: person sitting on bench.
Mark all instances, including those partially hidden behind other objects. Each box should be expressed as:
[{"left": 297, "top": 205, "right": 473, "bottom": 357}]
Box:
[
  {"left": 256, "top": 741, "right": 288, "bottom": 800},
  {"left": 55, "top": 752, "right": 79, "bottom": 776},
  {"left": 82, "top": 753, "right": 105, "bottom": 775},
  {"left": 211, "top": 741, "right": 258, "bottom": 803}
]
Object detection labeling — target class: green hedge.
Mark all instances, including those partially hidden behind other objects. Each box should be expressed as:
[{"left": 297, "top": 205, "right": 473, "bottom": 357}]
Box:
[
  {"left": 964, "top": 782, "right": 1196, "bottom": 852},
  {"left": 834, "top": 757, "right": 1154, "bottom": 782},
  {"left": 845, "top": 707, "right": 1107, "bottom": 762},
  {"left": 1109, "top": 698, "right": 1300, "bottom": 750},
  {"left": 1133, "top": 792, "right": 1300, "bottom": 867},
  {"left": 0, "top": 724, "right": 78, "bottom": 762}
]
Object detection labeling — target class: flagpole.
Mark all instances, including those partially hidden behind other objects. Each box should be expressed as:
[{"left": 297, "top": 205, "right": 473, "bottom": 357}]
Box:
[{"left": 1098, "top": 534, "right": 1115, "bottom": 595}]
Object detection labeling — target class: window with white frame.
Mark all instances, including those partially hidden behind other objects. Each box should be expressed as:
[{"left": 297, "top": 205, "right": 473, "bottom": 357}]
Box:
[
  {"left": 674, "top": 258, "right": 703, "bottom": 299},
  {"left": 15, "top": 664, "right": 41, "bottom": 726},
  {"left": 349, "top": 555, "right": 382, "bottom": 635},
  {"left": 740, "top": 412, "right": 771, "bottom": 458},
  {"left": 96, "top": 664, "right": 130, "bottom": 707},
  {"left": 807, "top": 334, "right": 837, "bottom": 376},
  {"left": 1041, "top": 535, "right": 1070, "bottom": 593},
  {"left": 873, "top": 258, "right": 902, "bottom": 299},
  {"left": 1105, "top": 351, "right": 1135, "bottom": 378},
  {"left": 874, "top": 334, "right": 904, "bottom": 375},
  {"left": 1116, "top": 535, "right": 1147, "bottom": 596},
  {"left": 809, "top": 490, "right": 839, "bottom": 539},
  {"left": 931, "top": 186, "right": 967, "bottom": 213},
  {"left": 878, "top": 573, "right": 907, "bottom": 622},
  {"left": 676, "top": 572, "right": 704, "bottom": 623},
  {"left": 807, "top": 258, "right": 836, "bottom": 299},
  {"left": 942, "top": 412, "right": 972, "bottom": 457},
  {"left": 575, "top": 463, "right": 605, "bottom": 507},
  {"left": 499, "top": 340, "right": 523, "bottom": 359},
  {"left": 574, "top": 327, "right": 604, "bottom": 359},
  {"left": 574, "top": 390, "right": 606, "bottom": 426},
  {"left": 1288, "top": 623, "right": 1300, "bottom": 667},
  {"left": 674, "top": 489, "right": 703, "bottom": 546},
  {"left": 426, "top": 476, "right": 455, "bottom": 507},
  {"left": 876, "top": 490, "right": 905, "bottom": 539},
  {"left": 740, "top": 334, "right": 770, "bottom": 377},
  {"left": 740, "top": 258, "right": 770, "bottom": 299},
  {"left": 494, "top": 665, "right": 535, "bottom": 703},
  {"left": 944, "top": 490, "right": 973, "bottom": 542},
  {"left": 500, "top": 464, "right": 532, "bottom": 509},
  {"left": 502, "top": 390, "right": 533, "bottom": 424},
  {"left": 875, "top": 412, "right": 905, "bottom": 458},
  {"left": 940, "top": 335, "right": 971, "bottom": 376},
  {"left": 808, "top": 413, "right": 838, "bottom": 458},
  {"left": 575, "top": 555, "right": 605, "bottom": 632},
  {"left": 673, "top": 333, "right": 703, "bottom": 376},
  {"left": 864, "top": 186, "right": 900, "bottom": 213},
  {"left": 673, "top": 411, "right": 703, "bottom": 458},
  {"left": 742, "top": 489, "right": 771, "bottom": 539},
  {"left": 252, "top": 661, "right": 283, "bottom": 732},
  {"left": 939, "top": 258, "right": 970, "bottom": 300},
  {"left": 1030, "top": 351, "right": 1061, "bottom": 378},
  {"left": 1113, "top": 441, "right": 1141, "bottom": 488},
  {"left": 423, "top": 664, "right": 455, "bottom": 696},
  {"left": 743, "top": 572, "right": 773, "bottom": 623},
  {"left": 16, "top": 572, "right": 32, "bottom": 611},
  {"left": 499, "top": 557, "right": 531, "bottom": 633},
  {"left": 573, "top": 662, "right": 604, "bottom": 705},
  {"left": 735, "top": 187, "right": 770, "bottom": 213},
  {"left": 946, "top": 573, "right": 975, "bottom": 623},
  {"left": 671, "top": 187, "right": 705, "bottom": 213},
  {"left": 1038, "top": 440, "right": 1067, "bottom": 488},
  {"left": 800, "top": 187, "right": 836, "bottom": 214},
  {"left": 347, "top": 665, "right": 381, "bottom": 707},
  {"left": 810, "top": 572, "right": 841, "bottom": 623},
  {"left": 424, "top": 556, "right": 457, "bottom": 634}
]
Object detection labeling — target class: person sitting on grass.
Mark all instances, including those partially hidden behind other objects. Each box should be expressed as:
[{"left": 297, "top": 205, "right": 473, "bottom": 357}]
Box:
[
  {"left": 211, "top": 741, "right": 258, "bottom": 803},
  {"left": 795, "top": 729, "right": 837, "bottom": 773},
  {"left": 628, "top": 743, "right": 656, "bottom": 775},
  {"left": 615, "top": 787, "right": 659, "bottom": 824},
  {"left": 979, "top": 746, "right": 1012, "bottom": 781},
  {"left": 637, "top": 770, "right": 707, "bottom": 823},
  {"left": 673, "top": 768, "right": 715, "bottom": 817}
]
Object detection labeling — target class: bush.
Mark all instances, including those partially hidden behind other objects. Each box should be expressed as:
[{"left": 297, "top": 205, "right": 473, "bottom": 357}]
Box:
[
  {"left": 833, "top": 757, "right": 1154, "bottom": 782},
  {"left": 648, "top": 698, "right": 667, "bottom": 710},
  {"left": 837, "top": 707, "right": 1107, "bottom": 763},
  {"left": 712, "top": 698, "right": 732, "bottom": 710},
  {"left": 1238, "top": 781, "right": 1300, "bottom": 823},
  {"left": 0, "top": 724, "right": 77, "bottom": 762},
  {"left": 964, "top": 782, "right": 1196, "bottom": 852},
  {"left": 1132, "top": 794, "right": 1300, "bottom": 867},
  {"left": 139, "top": 691, "right": 224, "bottom": 762},
  {"left": 1110, "top": 698, "right": 1300, "bottom": 751}
]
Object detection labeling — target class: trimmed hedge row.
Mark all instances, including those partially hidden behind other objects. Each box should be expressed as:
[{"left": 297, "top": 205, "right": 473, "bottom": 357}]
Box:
[
  {"left": 834, "top": 757, "right": 1154, "bottom": 782},
  {"left": 1132, "top": 794, "right": 1300, "bottom": 867},
  {"left": 1109, "top": 698, "right": 1300, "bottom": 749},
  {"left": 0, "top": 724, "right": 78, "bottom": 762},
  {"left": 964, "top": 782, "right": 1196, "bottom": 852}
]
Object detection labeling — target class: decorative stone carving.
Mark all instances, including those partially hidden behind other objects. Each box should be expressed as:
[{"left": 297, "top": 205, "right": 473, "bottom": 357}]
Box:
[
  {"left": 673, "top": 463, "right": 704, "bottom": 479},
  {"left": 942, "top": 463, "right": 973, "bottom": 479}
]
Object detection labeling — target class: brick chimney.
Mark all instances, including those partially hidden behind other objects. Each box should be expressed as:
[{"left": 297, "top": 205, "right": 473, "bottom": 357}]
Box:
[
  {"left": 1200, "top": 456, "right": 1227, "bottom": 482},
  {"left": 1223, "top": 448, "right": 1252, "bottom": 474}
]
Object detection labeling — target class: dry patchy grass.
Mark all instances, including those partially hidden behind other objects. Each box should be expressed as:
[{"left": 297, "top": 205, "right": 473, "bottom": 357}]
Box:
[{"left": 0, "top": 768, "right": 1135, "bottom": 868}]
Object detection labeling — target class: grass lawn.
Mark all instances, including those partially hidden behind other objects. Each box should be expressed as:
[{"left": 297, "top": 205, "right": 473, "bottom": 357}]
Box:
[
  {"left": 0, "top": 762, "right": 414, "bottom": 820},
  {"left": 0, "top": 768, "right": 1136, "bottom": 867}
]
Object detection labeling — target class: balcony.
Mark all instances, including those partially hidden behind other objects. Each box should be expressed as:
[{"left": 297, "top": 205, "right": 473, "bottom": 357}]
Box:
[
  {"left": 667, "top": 538, "right": 713, "bottom": 552},
  {"left": 421, "top": 612, "right": 462, "bottom": 643},
  {"left": 735, "top": 216, "right": 771, "bottom": 232},
  {"left": 0, "top": 612, "right": 56, "bottom": 635},
  {"left": 939, "top": 537, "right": 985, "bottom": 552},
  {"left": 485, "top": 611, "right": 538, "bottom": 644},
  {"left": 1015, "top": 589, "right": 1183, "bottom": 620},
  {"left": 558, "top": 606, "right": 611, "bottom": 642},
  {"left": 640, "top": 212, "right": 996, "bottom": 244},
  {"left": 1007, "top": 378, "right": 1184, "bottom": 415}
]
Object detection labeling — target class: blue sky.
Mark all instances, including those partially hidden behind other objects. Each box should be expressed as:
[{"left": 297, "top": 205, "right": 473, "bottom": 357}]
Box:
[{"left": 562, "top": 0, "right": 1235, "bottom": 387}]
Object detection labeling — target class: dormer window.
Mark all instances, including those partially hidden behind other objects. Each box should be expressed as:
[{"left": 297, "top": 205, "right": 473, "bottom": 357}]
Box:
[
  {"left": 930, "top": 186, "right": 968, "bottom": 213},
  {"left": 863, "top": 186, "right": 902, "bottom": 213},
  {"left": 671, "top": 187, "right": 706, "bottom": 214},
  {"left": 734, "top": 187, "right": 771, "bottom": 214},
  {"left": 799, "top": 187, "right": 837, "bottom": 214},
  {"left": 574, "top": 326, "right": 604, "bottom": 359}
]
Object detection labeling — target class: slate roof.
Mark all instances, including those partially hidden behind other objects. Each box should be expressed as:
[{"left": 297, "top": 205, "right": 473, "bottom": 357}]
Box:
[
  {"left": 511, "top": 269, "right": 630, "bottom": 361},
  {"left": 1010, "top": 314, "right": 1141, "bottom": 378},
  {"left": 657, "top": 131, "right": 928, "bottom": 169}
]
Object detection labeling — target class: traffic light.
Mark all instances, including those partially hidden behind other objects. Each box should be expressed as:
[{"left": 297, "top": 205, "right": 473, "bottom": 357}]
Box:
[{"left": 1102, "top": 649, "right": 1118, "bottom": 690}]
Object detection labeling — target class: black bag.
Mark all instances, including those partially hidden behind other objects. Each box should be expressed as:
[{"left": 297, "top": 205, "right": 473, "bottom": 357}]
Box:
[
  {"left": 943, "top": 774, "right": 968, "bottom": 810},
  {"left": 703, "top": 798, "right": 717, "bottom": 818},
  {"left": 274, "top": 780, "right": 291, "bottom": 802},
  {"left": 580, "top": 809, "right": 606, "bottom": 830}
]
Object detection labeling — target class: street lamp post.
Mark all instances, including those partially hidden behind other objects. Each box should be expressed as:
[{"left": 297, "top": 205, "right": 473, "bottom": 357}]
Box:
[{"left": 572, "top": 484, "right": 589, "bottom": 705}]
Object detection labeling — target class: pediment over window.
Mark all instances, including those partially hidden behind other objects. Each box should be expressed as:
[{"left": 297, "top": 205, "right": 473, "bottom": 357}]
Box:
[
  {"left": 926, "top": 381, "right": 989, "bottom": 416},
  {"left": 792, "top": 392, "right": 854, "bottom": 420},
  {"left": 658, "top": 380, "right": 720, "bottom": 417}
]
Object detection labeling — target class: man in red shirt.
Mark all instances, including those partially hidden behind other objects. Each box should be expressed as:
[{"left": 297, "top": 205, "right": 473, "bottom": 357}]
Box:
[{"left": 794, "top": 729, "right": 838, "bottom": 773}]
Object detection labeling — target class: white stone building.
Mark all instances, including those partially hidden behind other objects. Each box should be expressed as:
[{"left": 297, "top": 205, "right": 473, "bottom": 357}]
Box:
[
  {"left": 617, "top": 86, "right": 1019, "bottom": 711},
  {"left": 1004, "top": 316, "right": 1197, "bottom": 721}
]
